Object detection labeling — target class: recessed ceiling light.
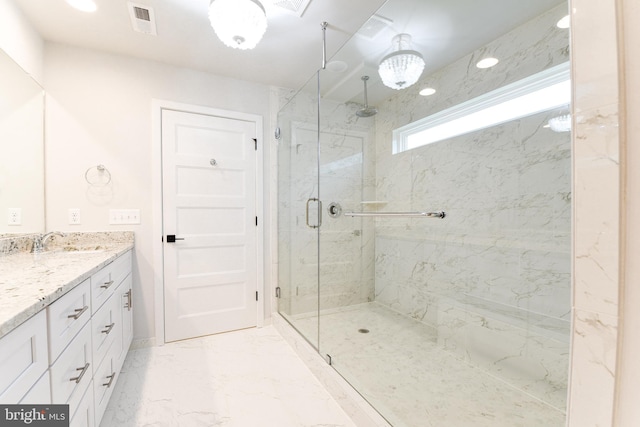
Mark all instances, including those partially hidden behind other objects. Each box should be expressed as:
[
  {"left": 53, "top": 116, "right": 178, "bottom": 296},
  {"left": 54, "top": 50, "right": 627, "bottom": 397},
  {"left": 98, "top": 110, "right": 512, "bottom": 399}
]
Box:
[
  {"left": 66, "top": 0, "right": 97, "bottom": 12},
  {"left": 419, "top": 87, "right": 436, "bottom": 96},
  {"left": 476, "top": 57, "right": 499, "bottom": 69},
  {"left": 556, "top": 15, "right": 570, "bottom": 29}
]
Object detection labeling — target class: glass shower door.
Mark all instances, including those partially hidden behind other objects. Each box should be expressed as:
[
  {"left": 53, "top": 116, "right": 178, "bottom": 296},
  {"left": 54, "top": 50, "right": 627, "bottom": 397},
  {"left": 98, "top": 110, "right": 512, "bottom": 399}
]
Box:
[
  {"left": 316, "top": 67, "right": 378, "bottom": 368},
  {"left": 277, "top": 73, "right": 321, "bottom": 348}
]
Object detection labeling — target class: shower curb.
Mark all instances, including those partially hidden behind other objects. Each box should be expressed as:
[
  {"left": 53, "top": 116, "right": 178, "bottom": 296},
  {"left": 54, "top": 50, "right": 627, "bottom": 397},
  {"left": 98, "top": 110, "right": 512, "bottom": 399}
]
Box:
[{"left": 272, "top": 313, "right": 393, "bottom": 427}]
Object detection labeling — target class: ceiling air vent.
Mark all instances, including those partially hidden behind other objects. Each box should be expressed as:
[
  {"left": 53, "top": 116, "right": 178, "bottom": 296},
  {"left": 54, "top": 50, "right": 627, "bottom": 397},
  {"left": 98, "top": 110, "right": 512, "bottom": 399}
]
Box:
[
  {"left": 128, "top": 2, "right": 157, "bottom": 35},
  {"left": 357, "top": 14, "right": 393, "bottom": 40},
  {"left": 272, "top": 0, "right": 312, "bottom": 17}
]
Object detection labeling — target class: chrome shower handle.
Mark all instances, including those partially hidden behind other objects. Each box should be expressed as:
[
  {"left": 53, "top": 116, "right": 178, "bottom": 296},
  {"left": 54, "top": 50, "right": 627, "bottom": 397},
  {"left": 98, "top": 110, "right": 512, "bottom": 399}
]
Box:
[{"left": 306, "top": 198, "right": 322, "bottom": 229}]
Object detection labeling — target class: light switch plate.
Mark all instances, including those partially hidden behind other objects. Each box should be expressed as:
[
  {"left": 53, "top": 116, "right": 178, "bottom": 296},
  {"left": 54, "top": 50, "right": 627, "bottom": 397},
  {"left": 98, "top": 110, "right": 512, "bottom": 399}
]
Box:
[
  {"left": 109, "top": 209, "right": 141, "bottom": 225},
  {"left": 8, "top": 208, "right": 21, "bottom": 225}
]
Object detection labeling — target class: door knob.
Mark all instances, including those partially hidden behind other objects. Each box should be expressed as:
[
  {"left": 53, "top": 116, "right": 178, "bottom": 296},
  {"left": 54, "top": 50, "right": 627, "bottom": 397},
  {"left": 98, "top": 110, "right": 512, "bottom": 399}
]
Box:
[{"left": 166, "top": 235, "right": 185, "bottom": 243}]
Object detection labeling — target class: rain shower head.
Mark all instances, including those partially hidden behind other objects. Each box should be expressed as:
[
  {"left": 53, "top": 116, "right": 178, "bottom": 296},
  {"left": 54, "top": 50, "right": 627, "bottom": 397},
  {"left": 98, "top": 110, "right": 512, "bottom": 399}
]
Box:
[{"left": 356, "top": 76, "right": 378, "bottom": 117}]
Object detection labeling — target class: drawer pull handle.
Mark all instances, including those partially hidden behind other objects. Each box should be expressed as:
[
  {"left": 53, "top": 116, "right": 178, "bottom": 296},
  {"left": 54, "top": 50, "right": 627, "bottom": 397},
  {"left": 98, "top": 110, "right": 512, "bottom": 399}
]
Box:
[
  {"left": 103, "top": 372, "right": 116, "bottom": 388},
  {"left": 124, "top": 289, "right": 132, "bottom": 311},
  {"left": 100, "top": 280, "right": 114, "bottom": 289},
  {"left": 67, "top": 306, "right": 88, "bottom": 320},
  {"left": 101, "top": 323, "right": 115, "bottom": 334},
  {"left": 69, "top": 363, "right": 90, "bottom": 384}
]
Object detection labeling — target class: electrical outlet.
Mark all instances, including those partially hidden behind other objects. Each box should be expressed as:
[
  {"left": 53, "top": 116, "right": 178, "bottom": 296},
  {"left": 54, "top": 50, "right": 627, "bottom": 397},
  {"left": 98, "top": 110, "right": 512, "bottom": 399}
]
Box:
[
  {"left": 68, "top": 208, "right": 81, "bottom": 225},
  {"left": 8, "top": 208, "right": 21, "bottom": 225}
]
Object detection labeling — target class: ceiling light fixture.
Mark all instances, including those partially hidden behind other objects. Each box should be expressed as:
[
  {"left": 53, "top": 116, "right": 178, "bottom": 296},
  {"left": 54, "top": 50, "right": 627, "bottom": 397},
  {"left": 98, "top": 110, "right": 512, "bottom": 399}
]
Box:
[
  {"left": 66, "top": 0, "right": 97, "bottom": 12},
  {"left": 419, "top": 87, "right": 436, "bottom": 96},
  {"left": 208, "top": 0, "right": 268, "bottom": 50},
  {"left": 547, "top": 113, "right": 571, "bottom": 132},
  {"left": 476, "top": 57, "right": 499, "bottom": 69},
  {"left": 556, "top": 15, "right": 570, "bottom": 29},
  {"left": 378, "top": 34, "right": 425, "bottom": 90}
]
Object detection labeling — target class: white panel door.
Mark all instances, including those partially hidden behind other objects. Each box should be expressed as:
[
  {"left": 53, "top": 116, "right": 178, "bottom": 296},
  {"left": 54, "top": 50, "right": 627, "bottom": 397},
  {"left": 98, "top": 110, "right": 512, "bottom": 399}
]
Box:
[{"left": 162, "top": 109, "right": 258, "bottom": 343}]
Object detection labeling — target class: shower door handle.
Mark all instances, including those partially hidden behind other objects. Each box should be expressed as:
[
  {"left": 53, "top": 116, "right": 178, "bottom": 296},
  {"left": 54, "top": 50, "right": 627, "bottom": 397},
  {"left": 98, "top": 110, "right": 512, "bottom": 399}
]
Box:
[{"left": 305, "top": 198, "right": 322, "bottom": 229}]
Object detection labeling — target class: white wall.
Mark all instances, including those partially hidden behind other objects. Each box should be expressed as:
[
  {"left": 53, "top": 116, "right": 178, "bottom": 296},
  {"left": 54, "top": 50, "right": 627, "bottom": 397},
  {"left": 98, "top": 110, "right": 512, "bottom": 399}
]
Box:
[
  {"left": 0, "top": 0, "right": 43, "bottom": 83},
  {"left": 43, "top": 42, "right": 273, "bottom": 341}
]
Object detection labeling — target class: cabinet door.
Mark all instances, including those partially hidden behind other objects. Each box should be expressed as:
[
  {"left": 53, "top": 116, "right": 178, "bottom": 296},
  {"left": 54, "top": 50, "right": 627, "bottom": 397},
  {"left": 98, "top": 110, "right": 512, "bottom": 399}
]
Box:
[
  {"left": 19, "top": 373, "right": 51, "bottom": 404},
  {"left": 93, "top": 354, "right": 116, "bottom": 426},
  {"left": 0, "top": 311, "right": 48, "bottom": 403},
  {"left": 91, "top": 251, "right": 132, "bottom": 314},
  {"left": 117, "top": 274, "right": 133, "bottom": 370},
  {"left": 50, "top": 322, "right": 92, "bottom": 412},
  {"left": 91, "top": 291, "right": 119, "bottom": 371},
  {"left": 70, "top": 381, "right": 95, "bottom": 427},
  {"left": 48, "top": 278, "right": 91, "bottom": 363}
]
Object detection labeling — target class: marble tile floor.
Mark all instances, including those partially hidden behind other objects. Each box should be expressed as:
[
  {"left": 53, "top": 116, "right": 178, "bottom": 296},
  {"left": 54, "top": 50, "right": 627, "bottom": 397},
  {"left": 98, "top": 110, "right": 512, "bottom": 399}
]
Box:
[
  {"left": 100, "top": 325, "right": 357, "bottom": 427},
  {"left": 284, "top": 302, "right": 567, "bottom": 427}
]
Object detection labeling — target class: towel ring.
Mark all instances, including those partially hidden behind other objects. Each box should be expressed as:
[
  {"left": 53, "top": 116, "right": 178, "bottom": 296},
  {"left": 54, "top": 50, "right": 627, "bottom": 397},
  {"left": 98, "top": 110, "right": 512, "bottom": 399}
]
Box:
[{"left": 85, "top": 164, "right": 111, "bottom": 186}]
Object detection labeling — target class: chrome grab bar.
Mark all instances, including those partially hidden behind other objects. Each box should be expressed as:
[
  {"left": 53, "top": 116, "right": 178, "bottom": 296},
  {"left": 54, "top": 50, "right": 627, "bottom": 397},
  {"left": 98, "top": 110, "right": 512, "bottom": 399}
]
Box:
[{"left": 344, "top": 211, "right": 446, "bottom": 219}]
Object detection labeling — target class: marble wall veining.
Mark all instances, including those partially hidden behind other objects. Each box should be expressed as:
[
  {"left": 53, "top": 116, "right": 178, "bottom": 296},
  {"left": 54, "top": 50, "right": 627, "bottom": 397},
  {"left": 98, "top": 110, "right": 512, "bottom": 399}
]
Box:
[
  {"left": 276, "top": 2, "right": 574, "bottom": 416},
  {"left": 566, "top": 0, "right": 622, "bottom": 425},
  {"left": 275, "top": 0, "right": 637, "bottom": 425},
  {"left": 371, "top": 4, "right": 571, "bottom": 407}
]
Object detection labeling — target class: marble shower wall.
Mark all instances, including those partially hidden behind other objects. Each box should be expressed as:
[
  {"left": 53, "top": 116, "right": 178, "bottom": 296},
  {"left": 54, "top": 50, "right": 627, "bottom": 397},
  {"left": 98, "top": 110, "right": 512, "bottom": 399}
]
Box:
[{"left": 373, "top": 4, "right": 572, "bottom": 406}]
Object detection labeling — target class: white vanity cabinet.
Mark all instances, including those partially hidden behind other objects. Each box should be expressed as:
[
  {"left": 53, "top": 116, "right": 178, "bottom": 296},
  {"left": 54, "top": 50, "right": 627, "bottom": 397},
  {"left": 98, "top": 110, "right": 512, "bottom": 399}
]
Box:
[
  {"left": 89, "top": 250, "right": 133, "bottom": 426},
  {"left": 0, "top": 250, "right": 133, "bottom": 427},
  {"left": 0, "top": 310, "right": 49, "bottom": 403},
  {"left": 116, "top": 274, "right": 133, "bottom": 368},
  {"left": 0, "top": 248, "right": 133, "bottom": 427}
]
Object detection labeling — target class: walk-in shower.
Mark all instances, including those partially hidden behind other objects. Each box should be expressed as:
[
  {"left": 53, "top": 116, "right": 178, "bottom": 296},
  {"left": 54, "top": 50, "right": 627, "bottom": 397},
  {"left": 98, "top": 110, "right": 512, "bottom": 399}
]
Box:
[{"left": 277, "top": 1, "right": 571, "bottom": 426}]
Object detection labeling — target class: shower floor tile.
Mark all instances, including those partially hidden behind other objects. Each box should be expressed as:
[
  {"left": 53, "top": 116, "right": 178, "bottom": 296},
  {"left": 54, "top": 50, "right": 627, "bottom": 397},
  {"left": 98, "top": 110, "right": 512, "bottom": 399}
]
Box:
[
  {"left": 100, "top": 326, "right": 356, "bottom": 427},
  {"left": 286, "top": 302, "right": 566, "bottom": 427}
]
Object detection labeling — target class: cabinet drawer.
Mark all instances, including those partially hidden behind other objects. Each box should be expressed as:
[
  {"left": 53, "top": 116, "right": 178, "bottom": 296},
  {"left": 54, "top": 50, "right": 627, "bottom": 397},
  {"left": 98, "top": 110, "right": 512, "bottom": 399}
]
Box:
[
  {"left": 70, "top": 380, "right": 94, "bottom": 427},
  {"left": 0, "top": 310, "right": 48, "bottom": 403},
  {"left": 50, "top": 322, "right": 92, "bottom": 411},
  {"left": 93, "top": 353, "right": 117, "bottom": 426},
  {"left": 91, "top": 292, "right": 120, "bottom": 370},
  {"left": 48, "top": 278, "right": 91, "bottom": 363},
  {"left": 91, "top": 251, "right": 131, "bottom": 314},
  {"left": 19, "top": 373, "right": 51, "bottom": 404}
]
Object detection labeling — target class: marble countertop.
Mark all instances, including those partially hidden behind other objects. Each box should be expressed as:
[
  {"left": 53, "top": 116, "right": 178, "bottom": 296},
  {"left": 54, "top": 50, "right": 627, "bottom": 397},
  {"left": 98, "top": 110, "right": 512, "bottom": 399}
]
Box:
[{"left": 0, "top": 232, "right": 134, "bottom": 340}]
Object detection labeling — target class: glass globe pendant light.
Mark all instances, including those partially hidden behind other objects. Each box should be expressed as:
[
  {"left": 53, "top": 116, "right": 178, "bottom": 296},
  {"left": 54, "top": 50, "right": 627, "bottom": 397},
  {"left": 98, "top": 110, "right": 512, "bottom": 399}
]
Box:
[
  {"left": 378, "top": 34, "right": 425, "bottom": 90},
  {"left": 209, "top": 0, "right": 268, "bottom": 50}
]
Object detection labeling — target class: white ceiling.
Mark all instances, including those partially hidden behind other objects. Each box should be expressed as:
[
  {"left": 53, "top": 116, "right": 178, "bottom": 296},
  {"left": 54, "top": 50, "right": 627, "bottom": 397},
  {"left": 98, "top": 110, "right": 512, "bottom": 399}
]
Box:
[{"left": 15, "top": 0, "right": 566, "bottom": 97}]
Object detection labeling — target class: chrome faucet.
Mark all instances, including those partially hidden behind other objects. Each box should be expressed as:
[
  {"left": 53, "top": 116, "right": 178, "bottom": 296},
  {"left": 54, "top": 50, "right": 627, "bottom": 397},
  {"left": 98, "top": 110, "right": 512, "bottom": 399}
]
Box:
[{"left": 32, "top": 231, "right": 66, "bottom": 253}]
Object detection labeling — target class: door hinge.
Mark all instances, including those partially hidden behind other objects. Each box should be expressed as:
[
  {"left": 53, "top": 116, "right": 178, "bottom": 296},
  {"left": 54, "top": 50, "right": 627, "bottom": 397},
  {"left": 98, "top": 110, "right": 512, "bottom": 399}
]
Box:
[
  {"left": 253, "top": 138, "right": 257, "bottom": 151},
  {"left": 256, "top": 291, "right": 259, "bottom": 301},
  {"left": 255, "top": 216, "right": 258, "bottom": 226},
  {"left": 275, "top": 287, "right": 281, "bottom": 298},
  {"left": 275, "top": 127, "right": 281, "bottom": 140}
]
